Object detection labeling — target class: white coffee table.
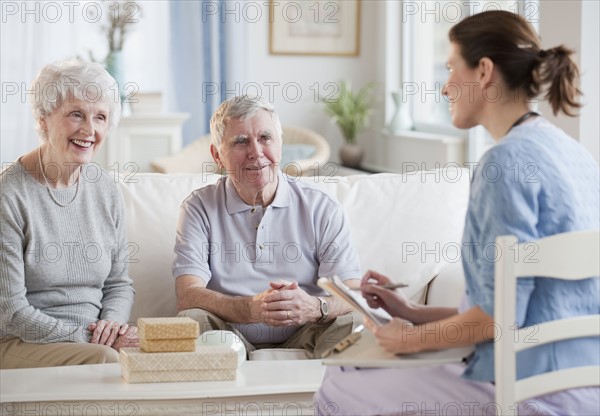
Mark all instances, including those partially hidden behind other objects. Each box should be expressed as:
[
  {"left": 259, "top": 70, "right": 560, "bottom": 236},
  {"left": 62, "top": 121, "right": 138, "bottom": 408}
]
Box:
[{"left": 1, "top": 360, "right": 325, "bottom": 415}]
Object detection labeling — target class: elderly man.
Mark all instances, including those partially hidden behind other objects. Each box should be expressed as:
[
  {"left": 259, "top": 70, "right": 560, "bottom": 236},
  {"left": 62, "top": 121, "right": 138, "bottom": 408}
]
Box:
[{"left": 173, "top": 95, "right": 361, "bottom": 358}]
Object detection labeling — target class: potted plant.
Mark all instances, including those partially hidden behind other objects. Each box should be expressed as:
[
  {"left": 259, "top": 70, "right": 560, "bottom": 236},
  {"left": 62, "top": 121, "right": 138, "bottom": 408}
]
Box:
[{"left": 322, "top": 81, "right": 376, "bottom": 168}]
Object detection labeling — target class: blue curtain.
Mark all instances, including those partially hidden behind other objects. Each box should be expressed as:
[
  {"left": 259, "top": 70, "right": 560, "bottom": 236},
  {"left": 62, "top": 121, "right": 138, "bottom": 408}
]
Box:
[{"left": 170, "top": 0, "right": 245, "bottom": 145}]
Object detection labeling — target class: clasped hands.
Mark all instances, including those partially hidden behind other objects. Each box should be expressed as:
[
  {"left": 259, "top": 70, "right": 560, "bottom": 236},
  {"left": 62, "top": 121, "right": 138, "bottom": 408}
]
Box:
[
  {"left": 252, "top": 280, "right": 320, "bottom": 326},
  {"left": 87, "top": 320, "right": 139, "bottom": 351}
]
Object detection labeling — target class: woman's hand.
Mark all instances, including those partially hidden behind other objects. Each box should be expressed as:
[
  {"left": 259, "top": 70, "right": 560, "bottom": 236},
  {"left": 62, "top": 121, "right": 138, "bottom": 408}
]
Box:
[
  {"left": 361, "top": 270, "right": 416, "bottom": 321},
  {"left": 366, "top": 306, "right": 495, "bottom": 355},
  {"left": 111, "top": 325, "right": 139, "bottom": 351},
  {"left": 88, "top": 320, "right": 129, "bottom": 347},
  {"left": 365, "top": 317, "right": 421, "bottom": 355},
  {"left": 361, "top": 270, "right": 393, "bottom": 288},
  {"left": 261, "top": 280, "right": 320, "bottom": 326}
]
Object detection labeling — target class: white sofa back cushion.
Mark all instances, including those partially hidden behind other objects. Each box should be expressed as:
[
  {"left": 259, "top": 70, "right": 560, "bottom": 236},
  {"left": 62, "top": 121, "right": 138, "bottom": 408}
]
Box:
[
  {"left": 338, "top": 172, "right": 469, "bottom": 302},
  {"left": 118, "top": 169, "right": 470, "bottom": 321}
]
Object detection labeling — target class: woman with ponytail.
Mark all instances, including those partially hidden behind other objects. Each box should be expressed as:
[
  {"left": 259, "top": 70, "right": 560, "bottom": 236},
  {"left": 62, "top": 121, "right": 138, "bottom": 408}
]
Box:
[{"left": 314, "top": 10, "right": 598, "bottom": 415}]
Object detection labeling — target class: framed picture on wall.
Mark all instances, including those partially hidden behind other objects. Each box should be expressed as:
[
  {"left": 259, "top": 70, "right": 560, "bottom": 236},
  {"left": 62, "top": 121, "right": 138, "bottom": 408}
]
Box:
[{"left": 269, "top": 0, "right": 361, "bottom": 56}]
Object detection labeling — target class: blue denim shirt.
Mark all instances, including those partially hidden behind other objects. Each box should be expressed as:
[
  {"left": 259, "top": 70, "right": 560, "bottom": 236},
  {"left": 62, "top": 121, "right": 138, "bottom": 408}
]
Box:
[{"left": 461, "top": 117, "right": 600, "bottom": 382}]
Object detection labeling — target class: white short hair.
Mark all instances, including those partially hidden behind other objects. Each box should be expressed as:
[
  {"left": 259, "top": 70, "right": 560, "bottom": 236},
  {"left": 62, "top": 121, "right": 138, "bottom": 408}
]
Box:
[
  {"left": 209, "top": 95, "right": 282, "bottom": 147},
  {"left": 30, "top": 58, "right": 121, "bottom": 135}
]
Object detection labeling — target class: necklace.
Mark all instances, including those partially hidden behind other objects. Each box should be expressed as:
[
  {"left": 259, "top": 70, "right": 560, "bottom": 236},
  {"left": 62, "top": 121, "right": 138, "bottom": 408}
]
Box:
[
  {"left": 507, "top": 111, "right": 539, "bottom": 134},
  {"left": 37, "top": 147, "right": 81, "bottom": 207}
]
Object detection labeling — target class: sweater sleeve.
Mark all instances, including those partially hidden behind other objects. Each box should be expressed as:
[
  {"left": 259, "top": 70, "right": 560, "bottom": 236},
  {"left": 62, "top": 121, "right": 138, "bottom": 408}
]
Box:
[
  {"left": 0, "top": 195, "right": 88, "bottom": 343},
  {"left": 99, "top": 185, "right": 135, "bottom": 324}
]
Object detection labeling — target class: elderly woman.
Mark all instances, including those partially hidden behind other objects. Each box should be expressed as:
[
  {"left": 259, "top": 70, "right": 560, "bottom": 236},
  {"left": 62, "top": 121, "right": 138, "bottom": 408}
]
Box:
[
  {"left": 314, "top": 10, "right": 599, "bottom": 415},
  {"left": 0, "top": 58, "right": 137, "bottom": 369},
  {"left": 174, "top": 95, "right": 361, "bottom": 358}
]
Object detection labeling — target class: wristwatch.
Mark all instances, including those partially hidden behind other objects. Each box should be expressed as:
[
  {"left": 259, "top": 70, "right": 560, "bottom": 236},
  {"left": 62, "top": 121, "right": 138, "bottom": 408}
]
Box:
[{"left": 317, "top": 296, "right": 329, "bottom": 323}]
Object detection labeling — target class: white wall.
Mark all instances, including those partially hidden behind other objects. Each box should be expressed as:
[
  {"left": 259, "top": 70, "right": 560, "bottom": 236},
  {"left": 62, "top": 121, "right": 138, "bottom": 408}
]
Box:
[
  {"left": 580, "top": 0, "right": 599, "bottom": 162},
  {"left": 120, "top": 1, "right": 171, "bottom": 103},
  {"left": 538, "top": 1, "right": 581, "bottom": 141},
  {"left": 245, "top": 1, "right": 385, "bottom": 165},
  {"left": 539, "top": 0, "right": 599, "bottom": 163}
]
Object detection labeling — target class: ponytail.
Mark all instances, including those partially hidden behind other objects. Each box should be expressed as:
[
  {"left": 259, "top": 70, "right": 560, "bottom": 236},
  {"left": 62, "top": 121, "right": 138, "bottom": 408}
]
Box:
[{"left": 533, "top": 46, "right": 582, "bottom": 116}]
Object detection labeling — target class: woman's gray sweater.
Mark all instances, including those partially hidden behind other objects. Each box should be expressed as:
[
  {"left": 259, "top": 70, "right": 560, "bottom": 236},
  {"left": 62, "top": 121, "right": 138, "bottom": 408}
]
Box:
[{"left": 1, "top": 161, "right": 134, "bottom": 343}]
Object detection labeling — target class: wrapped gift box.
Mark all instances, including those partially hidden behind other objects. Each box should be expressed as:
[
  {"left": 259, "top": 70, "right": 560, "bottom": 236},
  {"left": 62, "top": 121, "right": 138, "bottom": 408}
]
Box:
[
  {"left": 120, "top": 346, "right": 238, "bottom": 383},
  {"left": 138, "top": 317, "right": 199, "bottom": 340},
  {"left": 140, "top": 338, "right": 196, "bottom": 353}
]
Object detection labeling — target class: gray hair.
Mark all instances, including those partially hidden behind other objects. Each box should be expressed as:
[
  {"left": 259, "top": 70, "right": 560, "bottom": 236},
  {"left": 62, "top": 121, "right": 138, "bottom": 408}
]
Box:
[
  {"left": 209, "top": 95, "right": 282, "bottom": 147},
  {"left": 30, "top": 58, "right": 122, "bottom": 136}
]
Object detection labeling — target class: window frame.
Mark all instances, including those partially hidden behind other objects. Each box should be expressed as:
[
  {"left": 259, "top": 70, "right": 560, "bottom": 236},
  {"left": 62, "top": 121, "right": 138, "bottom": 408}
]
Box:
[{"left": 398, "top": 0, "right": 540, "bottom": 160}]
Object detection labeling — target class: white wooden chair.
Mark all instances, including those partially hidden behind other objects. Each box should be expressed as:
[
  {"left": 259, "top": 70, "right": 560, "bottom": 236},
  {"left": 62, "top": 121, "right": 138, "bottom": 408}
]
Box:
[{"left": 494, "top": 230, "right": 600, "bottom": 411}]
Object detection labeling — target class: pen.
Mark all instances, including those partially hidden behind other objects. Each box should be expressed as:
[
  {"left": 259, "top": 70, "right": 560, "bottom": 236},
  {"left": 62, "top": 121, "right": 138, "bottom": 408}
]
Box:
[{"left": 351, "top": 282, "right": 409, "bottom": 291}]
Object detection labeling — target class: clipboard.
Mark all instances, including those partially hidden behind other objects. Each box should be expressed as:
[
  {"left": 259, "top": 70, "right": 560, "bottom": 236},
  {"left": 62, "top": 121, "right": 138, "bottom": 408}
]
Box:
[
  {"left": 317, "top": 276, "right": 391, "bottom": 326},
  {"left": 322, "top": 329, "right": 473, "bottom": 368}
]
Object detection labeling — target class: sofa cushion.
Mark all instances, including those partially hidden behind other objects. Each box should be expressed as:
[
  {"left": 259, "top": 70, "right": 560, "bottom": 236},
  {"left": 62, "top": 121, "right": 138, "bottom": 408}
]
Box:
[
  {"left": 426, "top": 262, "right": 466, "bottom": 307},
  {"left": 119, "top": 173, "right": 221, "bottom": 321},
  {"left": 333, "top": 171, "right": 469, "bottom": 303}
]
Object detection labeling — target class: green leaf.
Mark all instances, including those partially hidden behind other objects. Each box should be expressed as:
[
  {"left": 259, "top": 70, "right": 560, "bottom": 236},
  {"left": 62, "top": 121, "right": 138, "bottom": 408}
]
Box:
[{"left": 320, "top": 81, "right": 376, "bottom": 144}]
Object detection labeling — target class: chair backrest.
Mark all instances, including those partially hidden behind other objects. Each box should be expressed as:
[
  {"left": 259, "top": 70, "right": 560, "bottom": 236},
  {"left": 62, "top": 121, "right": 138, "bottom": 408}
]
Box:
[
  {"left": 280, "top": 125, "right": 330, "bottom": 176},
  {"left": 494, "top": 230, "right": 600, "bottom": 411}
]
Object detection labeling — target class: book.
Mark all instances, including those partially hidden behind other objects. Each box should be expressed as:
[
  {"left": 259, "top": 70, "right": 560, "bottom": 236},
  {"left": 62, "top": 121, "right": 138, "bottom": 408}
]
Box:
[{"left": 317, "top": 275, "right": 392, "bottom": 326}]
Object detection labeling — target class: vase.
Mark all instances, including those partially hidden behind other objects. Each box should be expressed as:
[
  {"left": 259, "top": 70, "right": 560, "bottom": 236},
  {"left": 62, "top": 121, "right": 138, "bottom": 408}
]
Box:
[
  {"left": 387, "top": 90, "right": 413, "bottom": 132},
  {"left": 105, "top": 50, "right": 125, "bottom": 105},
  {"left": 339, "top": 143, "right": 364, "bottom": 169}
]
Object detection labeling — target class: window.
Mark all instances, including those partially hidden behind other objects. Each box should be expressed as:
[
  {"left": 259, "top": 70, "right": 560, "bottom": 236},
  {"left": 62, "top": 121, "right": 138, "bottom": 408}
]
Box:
[{"left": 401, "top": 0, "right": 539, "bottom": 137}]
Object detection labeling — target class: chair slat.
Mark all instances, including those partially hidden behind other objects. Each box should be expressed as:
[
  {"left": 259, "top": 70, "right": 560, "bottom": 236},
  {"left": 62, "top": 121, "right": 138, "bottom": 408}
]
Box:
[
  {"left": 516, "top": 366, "right": 600, "bottom": 402},
  {"left": 515, "top": 231, "right": 599, "bottom": 278},
  {"left": 515, "top": 315, "right": 600, "bottom": 352}
]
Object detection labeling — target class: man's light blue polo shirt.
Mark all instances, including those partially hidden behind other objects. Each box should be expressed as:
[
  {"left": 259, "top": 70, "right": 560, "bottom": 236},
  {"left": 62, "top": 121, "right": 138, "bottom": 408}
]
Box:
[{"left": 173, "top": 171, "right": 361, "bottom": 343}]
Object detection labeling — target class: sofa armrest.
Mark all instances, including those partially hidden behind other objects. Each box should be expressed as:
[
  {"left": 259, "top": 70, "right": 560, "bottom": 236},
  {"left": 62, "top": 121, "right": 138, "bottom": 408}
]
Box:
[{"left": 425, "top": 262, "right": 465, "bottom": 308}]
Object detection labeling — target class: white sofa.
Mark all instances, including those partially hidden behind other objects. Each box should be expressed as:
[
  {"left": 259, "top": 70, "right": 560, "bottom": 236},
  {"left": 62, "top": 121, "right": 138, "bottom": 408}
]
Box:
[{"left": 120, "top": 168, "right": 469, "bottom": 324}]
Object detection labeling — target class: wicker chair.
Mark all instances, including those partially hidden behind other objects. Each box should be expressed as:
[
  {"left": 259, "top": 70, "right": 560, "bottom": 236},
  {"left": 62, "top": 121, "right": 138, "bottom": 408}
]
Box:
[{"left": 150, "top": 125, "right": 330, "bottom": 176}]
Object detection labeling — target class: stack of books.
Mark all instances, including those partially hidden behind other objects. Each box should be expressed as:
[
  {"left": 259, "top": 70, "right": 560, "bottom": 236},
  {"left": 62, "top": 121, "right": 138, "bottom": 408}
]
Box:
[{"left": 120, "top": 317, "right": 238, "bottom": 383}]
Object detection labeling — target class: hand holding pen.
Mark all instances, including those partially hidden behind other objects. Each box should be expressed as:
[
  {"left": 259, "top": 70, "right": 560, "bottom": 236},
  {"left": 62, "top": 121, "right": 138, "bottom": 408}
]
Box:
[
  {"left": 360, "top": 270, "right": 408, "bottom": 291},
  {"left": 360, "top": 270, "right": 414, "bottom": 321}
]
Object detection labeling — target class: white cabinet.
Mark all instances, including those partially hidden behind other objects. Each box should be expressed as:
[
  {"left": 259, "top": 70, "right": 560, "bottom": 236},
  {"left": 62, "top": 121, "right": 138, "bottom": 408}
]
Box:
[
  {"left": 370, "top": 130, "right": 466, "bottom": 173},
  {"left": 95, "top": 113, "right": 189, "bottom": 173}
]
